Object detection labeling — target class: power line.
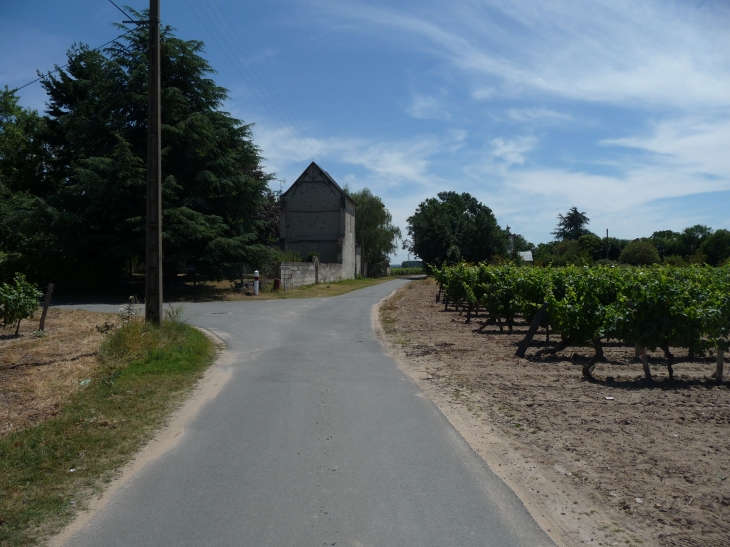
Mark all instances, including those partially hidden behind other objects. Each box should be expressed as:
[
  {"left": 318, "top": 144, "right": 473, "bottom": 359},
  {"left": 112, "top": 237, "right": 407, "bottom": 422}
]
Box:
[
  {"left": 108, "top": 0, "right": 134, "bottom": 21},
  {"left": 206, "top": 0, "right": 324, "bottom": 161},
  {"left": 183, "top": 0, "right": 322, "bottom": 162},
  {"left": 8, "top": 28, "right": 138, "bottom": 94},
  {"left": 186, "top": 0, "right": 318, "bottom": 161}
]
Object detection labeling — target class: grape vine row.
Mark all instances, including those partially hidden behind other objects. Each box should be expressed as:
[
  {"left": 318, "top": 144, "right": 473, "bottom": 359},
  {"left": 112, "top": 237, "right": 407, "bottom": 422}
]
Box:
[{"left": 432, "top": 264, "right": 730, "bottom": 381}]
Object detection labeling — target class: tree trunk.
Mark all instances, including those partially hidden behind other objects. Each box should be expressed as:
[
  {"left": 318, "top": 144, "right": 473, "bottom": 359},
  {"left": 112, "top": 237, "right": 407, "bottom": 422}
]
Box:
[
  {"left": 582, "top": 338, "right": 604, "bottom": 380},
  {"left": 535, "top": 336, "right": 570, "bottom": 359},
  {"left": 660, "top": 341, "right": 674, "bottom": 381},
  {"left": 14, "top": 319, "right": 21, "bottom": 337},
  {"left": 640, "top": 348, "right": 652, "bottom": 381}
]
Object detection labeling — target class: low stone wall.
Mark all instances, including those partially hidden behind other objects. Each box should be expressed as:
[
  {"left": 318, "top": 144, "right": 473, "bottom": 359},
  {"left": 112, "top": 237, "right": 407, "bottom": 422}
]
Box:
[{"left": 277, "top": 261, "right": 352, "bottom": 289}]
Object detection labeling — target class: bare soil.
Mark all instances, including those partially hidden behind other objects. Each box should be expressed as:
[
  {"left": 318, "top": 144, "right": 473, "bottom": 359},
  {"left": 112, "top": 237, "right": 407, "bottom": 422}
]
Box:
[
  {"left": 378, "top": 279, "right": 730, "bottom": 547},
  {"left": 0, "top": 309, "right": 118, "bottom": 438}
]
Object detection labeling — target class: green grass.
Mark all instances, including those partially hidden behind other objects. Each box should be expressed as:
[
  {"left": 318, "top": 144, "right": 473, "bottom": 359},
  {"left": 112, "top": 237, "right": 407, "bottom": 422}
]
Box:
[
  {"left": 0, "top": 319, "right": 215, "bottom": 547},
  {"left": 267, "top": 276, "right": 393, "bottom": 299},
  {"left": 390, "top": 267, "right": 424, "bottom": 276}
]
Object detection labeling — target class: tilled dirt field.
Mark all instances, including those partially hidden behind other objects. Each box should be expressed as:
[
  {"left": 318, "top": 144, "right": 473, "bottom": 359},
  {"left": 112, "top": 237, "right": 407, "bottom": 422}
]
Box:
[{"left": 378, "top": 279, "right": 730, "bottom": 547}]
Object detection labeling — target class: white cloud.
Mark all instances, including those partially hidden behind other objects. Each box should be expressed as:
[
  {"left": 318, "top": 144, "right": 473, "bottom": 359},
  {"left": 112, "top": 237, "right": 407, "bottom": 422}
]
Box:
[
  {"left": 488, "top": 136, "right": 537, "bottom": 166},
  {"left": 506, "top": 108, "right": 572, "bottom": 123},
  {"left": 311, "top": 0, "right": 730, "bottom": 109},
  {"left": 602, "top": 115, "right": 730, "bottom": 176},
  {"left": 405, "top": 93, "right": 451, "bottom": 120}
]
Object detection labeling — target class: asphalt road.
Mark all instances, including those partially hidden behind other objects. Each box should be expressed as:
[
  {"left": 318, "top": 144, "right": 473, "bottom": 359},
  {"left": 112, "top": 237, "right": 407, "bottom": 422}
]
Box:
[{"left": 55, "top": 280, "right": 553, "bottom": 546}]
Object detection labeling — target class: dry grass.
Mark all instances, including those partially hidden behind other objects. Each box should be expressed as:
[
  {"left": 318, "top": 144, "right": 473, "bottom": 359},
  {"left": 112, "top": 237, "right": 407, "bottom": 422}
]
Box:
[{"left": 0, "top": 309, "right": 119, "bottom": 438}]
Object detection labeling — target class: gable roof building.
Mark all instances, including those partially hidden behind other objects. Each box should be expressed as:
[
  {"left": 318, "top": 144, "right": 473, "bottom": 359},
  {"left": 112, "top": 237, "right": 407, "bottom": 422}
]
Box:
[{"left": 279, "top": 162, "right": 357, "bottom": 278}]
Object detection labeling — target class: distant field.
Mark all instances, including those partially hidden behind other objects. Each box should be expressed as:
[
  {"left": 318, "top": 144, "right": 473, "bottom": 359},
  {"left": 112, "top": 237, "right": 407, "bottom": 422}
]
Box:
[{"left": 390, "top": 267, "right": 424, "bottom": 276}]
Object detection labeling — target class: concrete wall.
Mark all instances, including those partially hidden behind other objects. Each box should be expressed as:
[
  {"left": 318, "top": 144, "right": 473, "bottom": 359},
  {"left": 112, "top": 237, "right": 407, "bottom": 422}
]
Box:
[
  {"left": 341, "top": 198, "right": 357, "bottom": 277},
  {"left": 279, "top": 163, "right": 356, "bottom": 278},
  {"left": 277, "top": 261, "right": 351, "bottom": 289}
]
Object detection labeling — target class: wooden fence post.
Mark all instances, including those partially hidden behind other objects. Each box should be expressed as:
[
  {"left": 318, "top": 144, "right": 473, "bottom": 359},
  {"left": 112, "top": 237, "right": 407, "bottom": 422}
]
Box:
[
  {"left": 38, "top": 283, "right": 54, "bottom": 332},
  {"left": 716, "top": 347, "right": 725, "bottom": 384}
]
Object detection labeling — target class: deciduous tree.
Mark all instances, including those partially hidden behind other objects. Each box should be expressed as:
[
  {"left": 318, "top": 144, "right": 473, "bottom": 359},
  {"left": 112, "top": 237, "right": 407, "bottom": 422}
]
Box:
[
  {"left": 405, "top": 192, "right": 507, "bottom": 267},
  {"left": 347, "top": 188, "right": 401, "bottom": 276}
]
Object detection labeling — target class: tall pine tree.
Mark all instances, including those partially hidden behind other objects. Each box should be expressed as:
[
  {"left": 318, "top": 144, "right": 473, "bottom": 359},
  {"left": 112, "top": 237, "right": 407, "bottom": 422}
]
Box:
[{"left": 3, "top": 13, "right": 274, "bottom": 286}]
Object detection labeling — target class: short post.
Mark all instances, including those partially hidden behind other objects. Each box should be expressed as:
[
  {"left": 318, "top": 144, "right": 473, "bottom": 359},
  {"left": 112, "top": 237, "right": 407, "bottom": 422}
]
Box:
[
  {"left": 253, "top": 270, "right": 259, "bottom": 296},
  {"left": 38, "top": 283, "right": 54, "bottom": 332},
  {"left": 716, "top": 347, "right": 725, "bottom": 384}
]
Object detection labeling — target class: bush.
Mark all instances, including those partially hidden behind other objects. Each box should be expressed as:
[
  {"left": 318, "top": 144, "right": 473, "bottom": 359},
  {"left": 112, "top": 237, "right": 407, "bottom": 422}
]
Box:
[
  {"left": 619, "top": 240, "right": 660, "bottom": 265},
  {"left": 663, "top": 255, "right": 688, "bottom": 267},
  {"left": 0, "top": 273, "right": 42, "bottom": 336}
]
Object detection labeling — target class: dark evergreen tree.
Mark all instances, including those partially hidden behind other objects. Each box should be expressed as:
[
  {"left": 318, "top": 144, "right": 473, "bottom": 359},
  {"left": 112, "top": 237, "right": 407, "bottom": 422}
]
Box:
[
  {"left": 552, "top": 206, "right": 593, "bottom": 241},
  {"left": 3, "top": 13, "right": 274, "bottom": 286}
]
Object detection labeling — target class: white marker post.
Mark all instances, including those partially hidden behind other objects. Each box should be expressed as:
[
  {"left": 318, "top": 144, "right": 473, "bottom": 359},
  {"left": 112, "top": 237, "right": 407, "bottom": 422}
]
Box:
[{"left": 254, "top": 270, "right": 259, "bottom": 296}]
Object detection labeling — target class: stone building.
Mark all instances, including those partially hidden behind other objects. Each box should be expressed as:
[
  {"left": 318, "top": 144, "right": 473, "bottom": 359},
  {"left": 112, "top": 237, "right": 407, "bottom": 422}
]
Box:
[{"left": 279, "top": 162, "right": 358, "bottom": 282}]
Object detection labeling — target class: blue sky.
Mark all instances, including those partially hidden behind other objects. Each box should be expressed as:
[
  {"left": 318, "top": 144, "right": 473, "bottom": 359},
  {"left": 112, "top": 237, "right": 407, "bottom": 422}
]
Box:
[{"left": 2, "top": 0, "right": 729, "bottom": 263}]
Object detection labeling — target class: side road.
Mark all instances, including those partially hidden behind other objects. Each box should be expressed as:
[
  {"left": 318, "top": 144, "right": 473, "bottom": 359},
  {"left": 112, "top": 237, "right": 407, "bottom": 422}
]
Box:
[{"left": 52, "top": 280, "right": 553, "bottom": 546}]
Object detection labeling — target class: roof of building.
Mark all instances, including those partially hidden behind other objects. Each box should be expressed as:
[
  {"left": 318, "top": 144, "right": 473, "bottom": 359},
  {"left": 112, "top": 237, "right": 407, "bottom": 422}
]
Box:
[
  {"left": 282, "top": 162, "right": 356, "bottom": 204},
  {"left": 518, "top": 251, "right": 534, "bottom": 262}
]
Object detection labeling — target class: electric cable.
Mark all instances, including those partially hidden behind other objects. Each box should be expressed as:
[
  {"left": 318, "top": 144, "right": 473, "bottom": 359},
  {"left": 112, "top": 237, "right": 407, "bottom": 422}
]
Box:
[
  {"left": 9, "top": 27, "right": 138, "bottom": 94},
  {"left": 184, "top": 0, "right": 321, "bottom": 162},
  {"left": 206, "top": 0, "right": 324, "bottom": 161}
]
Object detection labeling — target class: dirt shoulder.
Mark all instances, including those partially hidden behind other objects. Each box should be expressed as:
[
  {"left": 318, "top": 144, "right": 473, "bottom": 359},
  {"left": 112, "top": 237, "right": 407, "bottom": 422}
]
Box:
[{"left": 376, "top": 279, "right": 730, "bottom": 547}]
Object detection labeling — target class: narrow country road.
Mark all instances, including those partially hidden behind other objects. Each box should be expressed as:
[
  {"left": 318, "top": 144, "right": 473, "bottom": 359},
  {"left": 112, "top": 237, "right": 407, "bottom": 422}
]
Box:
[{"left": 55, "top": 280, "right": 553, "bottom": 546}]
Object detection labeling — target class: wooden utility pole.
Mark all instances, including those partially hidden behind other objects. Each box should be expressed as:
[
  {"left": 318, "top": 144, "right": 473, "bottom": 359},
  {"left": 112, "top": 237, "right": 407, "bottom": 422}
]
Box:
[
  {"left": 360, "top": 199, "right": 366, "bottom": 276},
  {"left": 146, "top": 0, "right": 163, "bottom": 324}
]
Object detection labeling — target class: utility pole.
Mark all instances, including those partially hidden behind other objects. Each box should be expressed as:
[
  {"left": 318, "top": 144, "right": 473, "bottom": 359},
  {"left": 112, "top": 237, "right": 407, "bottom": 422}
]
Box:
[
  {"left": 360, "top": 198, "right": 366, "bottom": 276},
  {"left": 606, "top": 229, "right": 609, "bottom": 260},
  {"left": 145, "top": 0, "right": 163, "bottom": 324}
]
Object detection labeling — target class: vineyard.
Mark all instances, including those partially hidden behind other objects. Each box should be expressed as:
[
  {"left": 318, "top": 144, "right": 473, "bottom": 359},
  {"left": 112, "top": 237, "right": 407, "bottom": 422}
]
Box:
[
  {"left": 391, "top": 267, "right": 425, "bottom": 276},
  {"left": 432, "top": 263, "right": 730, "bottom": 381}
]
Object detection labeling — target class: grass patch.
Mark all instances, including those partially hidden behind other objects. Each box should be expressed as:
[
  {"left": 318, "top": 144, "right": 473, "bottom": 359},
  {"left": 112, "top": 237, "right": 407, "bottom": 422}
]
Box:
[
  {"left": 266, "top": 277, "right": 394, "bottom": 300},
  {"left": 164, "top": 276, "right": 396, "bottom": 302},
  {"left": 0, "top": 318, "right": 215, "bottom": 547}
]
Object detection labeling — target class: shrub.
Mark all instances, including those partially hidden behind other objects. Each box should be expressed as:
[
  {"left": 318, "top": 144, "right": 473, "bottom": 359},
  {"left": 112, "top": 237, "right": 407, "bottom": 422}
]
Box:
[
  {"left": 619, "top": 240, "right": 660, "bottom": 266},
  {"left": 0, "top": 273, "right": 43, "bottom": 336}
]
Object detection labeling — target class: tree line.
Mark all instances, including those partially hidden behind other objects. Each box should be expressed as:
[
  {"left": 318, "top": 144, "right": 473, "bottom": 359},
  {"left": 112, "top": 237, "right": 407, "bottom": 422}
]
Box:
[
  {"left": 405, "top": 198, "right": 730, "bottom": 268},
  {"left": 533, "top": 207, "right": 730, "bottom": 267}
]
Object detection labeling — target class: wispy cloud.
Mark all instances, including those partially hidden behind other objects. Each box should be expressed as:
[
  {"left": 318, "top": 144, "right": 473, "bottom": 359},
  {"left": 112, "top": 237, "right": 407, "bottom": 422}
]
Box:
[
  {"left": 489, "top": 136, "right": 537, "bottom": 166},
  {"left": 506, "top": 108, "right": 572, "bottom": 123},
  {"left": 406, "top": 93, "right": 451, "bottom": 120},
  {"left": 310, "top": 0, "right": 730, "bottom": 109}
]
